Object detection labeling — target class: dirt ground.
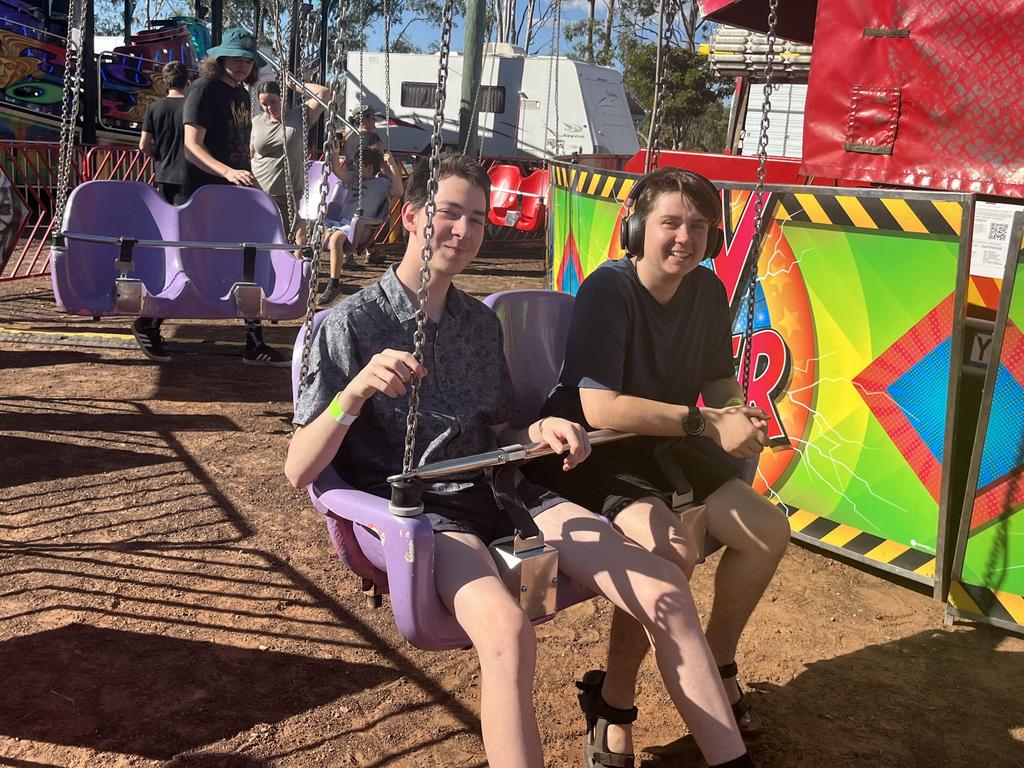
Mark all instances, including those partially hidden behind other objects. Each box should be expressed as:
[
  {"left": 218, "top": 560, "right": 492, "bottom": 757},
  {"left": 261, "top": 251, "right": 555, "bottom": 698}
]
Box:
[{"left": 1, "top": 246, "right": 1022, "bottom": 768}]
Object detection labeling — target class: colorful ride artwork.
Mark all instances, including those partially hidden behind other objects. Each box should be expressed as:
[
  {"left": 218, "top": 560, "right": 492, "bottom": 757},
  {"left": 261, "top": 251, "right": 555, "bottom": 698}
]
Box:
[
  {"left": 0, "top": 14, "right": 203, "bottom": 143},
  {"left": 548, "top": 160, "right": 1024, "bottom": 632}
]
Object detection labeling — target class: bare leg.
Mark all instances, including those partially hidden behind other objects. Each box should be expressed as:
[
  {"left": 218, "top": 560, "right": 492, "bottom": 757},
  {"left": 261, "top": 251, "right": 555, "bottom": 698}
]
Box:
[
  {"left": 327, "top": 230, "right": 348, "bottom": 279},
  {"left": 702, "top": 479, "right": 789, "bottom": 670},
  {"left": 434, "top": 532, "right": 543, "bottom": 768},
  {"left": 535, "top": 503, "right": 747, "bottom": 765}
]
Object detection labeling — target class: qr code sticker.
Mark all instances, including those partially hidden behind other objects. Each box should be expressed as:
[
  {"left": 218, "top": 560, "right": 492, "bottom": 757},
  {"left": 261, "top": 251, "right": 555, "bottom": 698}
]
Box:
[{"left": 988, "top": 221, "right": 1009, "bottom": 241}]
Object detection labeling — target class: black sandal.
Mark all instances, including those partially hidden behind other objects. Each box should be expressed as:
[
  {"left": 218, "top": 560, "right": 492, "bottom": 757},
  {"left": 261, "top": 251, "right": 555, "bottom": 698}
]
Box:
[
  {"left": 576, "top": 669, "right": 638, "bottom": 768},
  {"left": 718, "top": 662, "right": 762, "bottom": 735}
]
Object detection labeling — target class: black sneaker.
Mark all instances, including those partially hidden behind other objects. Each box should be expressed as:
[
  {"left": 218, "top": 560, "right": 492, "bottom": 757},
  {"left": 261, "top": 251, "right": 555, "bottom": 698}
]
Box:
[
  {"left": 318, "top": 282, "right": 342, "bottom": 306},
  {"left": 131, "top": 319, "right": 171, "bottom": 362},
  {"left": 243, "top": 341, "right": 290, "bottom": 367}
]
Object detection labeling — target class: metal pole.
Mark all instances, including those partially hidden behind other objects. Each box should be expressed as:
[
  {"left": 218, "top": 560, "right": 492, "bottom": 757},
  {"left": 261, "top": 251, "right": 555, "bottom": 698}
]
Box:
[
  {"left": 458, "top": 0, "right": 486, "bottom": 155},
  {"left": 211, "top": 0, "right": 224, "bottom": 46},
  {"left": 123, "top": 0, "right": 133, "bottom": 45},
  {"left": 287, "top": 0, "right": 302, "bottom": 110},
  {"left": 81, "top": 0, "right": 97, "bottom": 145}
]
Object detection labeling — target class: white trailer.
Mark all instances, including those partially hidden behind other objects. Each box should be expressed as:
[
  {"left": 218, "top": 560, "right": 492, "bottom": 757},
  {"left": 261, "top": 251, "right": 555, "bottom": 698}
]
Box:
[{"left": 345, "top": 43, "right": 640, "bottom": 158}]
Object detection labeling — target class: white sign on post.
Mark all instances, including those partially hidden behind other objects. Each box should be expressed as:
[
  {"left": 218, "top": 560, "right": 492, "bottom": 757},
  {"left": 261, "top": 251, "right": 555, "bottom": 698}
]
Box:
[{"left": 970, "top": 202, "right": 1024, "bottom": 279}]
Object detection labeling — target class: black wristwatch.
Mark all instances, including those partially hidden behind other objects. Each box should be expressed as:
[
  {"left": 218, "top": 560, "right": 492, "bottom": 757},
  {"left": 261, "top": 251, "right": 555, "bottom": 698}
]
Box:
[{"left": 683, "top": 406, "right": 705, "bottom": 436}]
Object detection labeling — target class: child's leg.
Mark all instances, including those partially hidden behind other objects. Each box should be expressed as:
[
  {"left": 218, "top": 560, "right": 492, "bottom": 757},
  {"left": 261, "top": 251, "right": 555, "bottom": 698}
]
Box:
[
  {"left": 327, "top": 230, "right": 348, "bottom": 278},
  {"left": 534, "top": 503, "right": 748, "bottom": 766},
  {"left": 434, "top": 531, "right": 543, "bottom": 768}
]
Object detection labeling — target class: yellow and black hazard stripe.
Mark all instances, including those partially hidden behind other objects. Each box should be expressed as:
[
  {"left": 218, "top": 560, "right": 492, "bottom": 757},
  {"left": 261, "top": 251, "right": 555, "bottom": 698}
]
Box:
[
  {"left": 948, "top": 581, "right": 1024, "bottom": 630},
  {"left": 550, "top": 162, "right": 635, "bottom": 202},
  {"left": 785, "top": 506, "right": 937, "bottom": 580},
  {"left": 774, "top": 192, "right": 962, "bottom": 237}
]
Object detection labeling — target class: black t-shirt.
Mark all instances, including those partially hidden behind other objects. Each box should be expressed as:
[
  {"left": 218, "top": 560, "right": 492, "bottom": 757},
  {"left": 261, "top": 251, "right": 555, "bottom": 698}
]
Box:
[
  {"left": 182, "top": 76, "right": 252, "bottom": 193},
  {"left": 141, "top": 96, "right": 187, "bottom": 184},
  {"left": 542, "top": 258, "right": 736, "bottom": 428}
]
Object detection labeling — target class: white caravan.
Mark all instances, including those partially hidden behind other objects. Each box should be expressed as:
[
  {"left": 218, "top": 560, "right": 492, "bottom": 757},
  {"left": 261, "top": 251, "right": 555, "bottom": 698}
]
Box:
[{"left": 345, "top": 43, "right": 641, "bottom": 158}]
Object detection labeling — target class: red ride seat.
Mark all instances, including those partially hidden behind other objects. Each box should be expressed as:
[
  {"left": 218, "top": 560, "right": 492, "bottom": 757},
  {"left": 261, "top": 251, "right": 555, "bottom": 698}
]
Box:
[
  {"left": 487, "top": 164, "right": 524, "bottom": 227},
  {"left": 515, "top": 169, "right": 548, "bottom": 232}
]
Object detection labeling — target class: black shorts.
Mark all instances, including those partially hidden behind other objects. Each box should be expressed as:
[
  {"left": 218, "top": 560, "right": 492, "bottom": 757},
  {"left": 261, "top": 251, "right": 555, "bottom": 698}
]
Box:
[
  {"left": 372, "top": 470, "right": 566, "bottom": 544},
  {"left": 524, "top": 436, "right": 740, "bottom": 521}
]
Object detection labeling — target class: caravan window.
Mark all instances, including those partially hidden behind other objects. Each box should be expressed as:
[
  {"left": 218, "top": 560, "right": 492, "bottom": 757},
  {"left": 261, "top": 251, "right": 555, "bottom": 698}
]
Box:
[
  {"left": 479, "top": 86, "right": 505, "bottom": 113},
  {"left": 400, "top": 82, "right": 505, "bottom": 113},
  {"left": 401, "top": 82, "right": 438, "bottom": 109}
]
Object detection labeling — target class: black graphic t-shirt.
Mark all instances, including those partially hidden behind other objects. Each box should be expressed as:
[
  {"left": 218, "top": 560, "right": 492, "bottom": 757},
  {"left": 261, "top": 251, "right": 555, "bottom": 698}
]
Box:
[
  {"left": 182, "top": 76, "right": 252, "bottom": 194},
  {"left": 141, "top": 96, "right": 187, "bottom": 185}
]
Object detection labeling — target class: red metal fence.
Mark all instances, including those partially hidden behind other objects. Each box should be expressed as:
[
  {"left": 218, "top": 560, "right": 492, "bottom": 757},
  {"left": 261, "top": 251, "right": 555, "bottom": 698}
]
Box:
[{"left": 0, "top": 142, "right": 156, "bottom": 281}]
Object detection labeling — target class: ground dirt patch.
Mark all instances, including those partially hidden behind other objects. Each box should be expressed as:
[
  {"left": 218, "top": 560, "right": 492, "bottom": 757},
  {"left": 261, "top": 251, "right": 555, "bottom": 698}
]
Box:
[{"left": 1, "top": 247, "right": 1022, "bottom": 767}]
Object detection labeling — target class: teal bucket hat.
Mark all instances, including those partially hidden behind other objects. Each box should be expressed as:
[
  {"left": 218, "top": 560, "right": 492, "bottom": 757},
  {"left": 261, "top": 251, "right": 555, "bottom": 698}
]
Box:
[{"left": 206, "top": 28, "right": 265, "bottom": 64}]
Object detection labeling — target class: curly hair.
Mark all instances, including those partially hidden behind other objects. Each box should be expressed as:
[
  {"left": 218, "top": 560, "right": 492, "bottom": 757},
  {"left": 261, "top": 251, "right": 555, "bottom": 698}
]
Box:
[{"left": 200, "top": 55, "right": 260, "bottom": 86}]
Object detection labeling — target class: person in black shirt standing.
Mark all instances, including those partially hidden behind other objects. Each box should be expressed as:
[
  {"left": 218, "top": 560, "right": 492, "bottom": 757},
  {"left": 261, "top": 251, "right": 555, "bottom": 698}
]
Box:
[
  {"left": 131, "top": 28, "right": 289, "bottom": 366},
  {"left": 139, "top": 61, "right": 191, "bottom": 205}
]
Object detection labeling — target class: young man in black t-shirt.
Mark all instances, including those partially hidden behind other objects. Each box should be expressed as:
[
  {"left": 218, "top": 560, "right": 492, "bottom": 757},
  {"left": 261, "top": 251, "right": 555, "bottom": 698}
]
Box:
[
  {"left": 131, "top": 28, "right": 288, "bottom": 367},
  {"left": 140, "top": 61, "right": 191, "bottom": 205},
  {"left": 527, "top": 168, "right": 791, "bottom": 767}
]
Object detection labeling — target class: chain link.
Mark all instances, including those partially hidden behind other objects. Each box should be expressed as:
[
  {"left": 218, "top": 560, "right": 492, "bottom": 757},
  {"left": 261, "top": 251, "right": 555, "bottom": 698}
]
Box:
[
  {"left": 269, "top": 0, "right": 297, "bottom": 236},
  {"left": 552, "top": 0, "right": 561, "bottom": 157},
  {"left": 401, "top": 0, "right": 455, "bottom": 475},
  {"left": 54, "top": 0, "right": 85, "bottom": 232},
  {"left": 645, "top": 0, "right": 668, "bottom": 173},
  {"left": 296, "top": 0, "right": 351, "bottom": 398},
  {"left": 356, "top": 2, "right": 366, "bottom": 216},
  {"left": 741, "top": 0, "right": 779, "bottom": 402},
  {"left": 383, "top": 0, "right": 392, "bottom": 150}
]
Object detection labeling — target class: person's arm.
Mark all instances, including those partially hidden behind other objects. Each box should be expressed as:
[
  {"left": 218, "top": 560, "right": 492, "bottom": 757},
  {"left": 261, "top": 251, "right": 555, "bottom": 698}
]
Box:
[
  {"left": 183, "top": 123, "right": 254, "bottom": 186},
  {"left": 383, "top": 152, "right": 404, "bottom": 197},
  {"left": 139, "top": 131, "right": 155, "bottom": 158},
  {"left": 300, "top": 82, "right": 331, "bottom": 122},
  {"left": 286, "top": 348, "right": 426, "bottom": 488},
  {"left": 702, "top": 376, "right": 745, "bottom": 408},
  {"left": 490, "top": 418, "right": 590, "bottom": 472}
]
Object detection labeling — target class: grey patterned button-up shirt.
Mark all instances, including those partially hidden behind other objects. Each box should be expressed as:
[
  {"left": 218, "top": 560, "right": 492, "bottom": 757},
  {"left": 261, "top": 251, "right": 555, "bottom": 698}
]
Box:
[{"left": 294, "top": 266, "right": 517, "bottom": 495}]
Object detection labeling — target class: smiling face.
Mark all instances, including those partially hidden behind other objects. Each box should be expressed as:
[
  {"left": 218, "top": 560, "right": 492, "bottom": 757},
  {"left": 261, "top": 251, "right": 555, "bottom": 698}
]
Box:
[
  {"left": 258, "top": 91, "right": 282, "bottom": 121},
  {"left": 402, "top": 174, "right": 488, "bottom": 279},
  {"left": 221, "top": 56, "right": 254, "bottom": 85},
  {"left": 637, "top": 190, "right": 711, "bottom": 284}
]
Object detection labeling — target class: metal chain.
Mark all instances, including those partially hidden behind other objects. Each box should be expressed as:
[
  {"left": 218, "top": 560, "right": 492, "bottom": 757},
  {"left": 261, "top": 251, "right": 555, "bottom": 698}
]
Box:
[
  {"left": 463, "top": 50, "right": 485, "bottom": 155},
  {"left": 299, "top": 3, "right": 316, "bottom": 205},
  {"left": 296, "top": 0, "right": 351, "bottom": 398},
  {"left": 645, "top": 0, "right": 667, "bottom": 173},
  {"left": 741, "top": 0, "right": 779, "bottom": 402},
  {"left": 269, "top": 0, "right": 297, "bottom": 235},
  {"left": 401, "top": 0, "right": 456, "bottom": 475},
  {"left": 356, "top": 3, "right": 366, "bottom": 215},
  {"left": 383, "top": 0, "right": 392, "bottom": 150},
  {"left": 477, "top": 48, "right": 498, "bottom": 162},
  {"left": 552, "top": 0, "right": 561, "bottom": 157},
  {"left": 54, "top": 0, "right": 85, "bottom": 231}
]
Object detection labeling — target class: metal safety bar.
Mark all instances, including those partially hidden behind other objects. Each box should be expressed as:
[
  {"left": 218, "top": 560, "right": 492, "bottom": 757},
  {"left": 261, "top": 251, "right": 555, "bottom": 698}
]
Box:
[
  {"left": 387, "top": 429, "right": 634, "bottom": 483},
  {"left": 59, "top": 232, "right": 309, "bottom": 254}
]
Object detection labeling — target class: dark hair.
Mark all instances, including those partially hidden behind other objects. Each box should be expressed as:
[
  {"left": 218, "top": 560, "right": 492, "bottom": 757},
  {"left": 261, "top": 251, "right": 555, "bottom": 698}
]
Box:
[
  {"left": 200, "top": 55, "right": 260, "bottom": 86},
  {"left": 161, "top": 61, "right": 190, "bottom": 90},
  {"left": 404, "top": 152, "right": 490, "bottom": 210},
  {"left": 256, "top": 80, "right": 281, "bottom": 97},
  {"left": 634, "top": 167, "right": 721, "bottom": 228},
  {"left": 360, "top": 147, "right": 384, "bottom": 174}
]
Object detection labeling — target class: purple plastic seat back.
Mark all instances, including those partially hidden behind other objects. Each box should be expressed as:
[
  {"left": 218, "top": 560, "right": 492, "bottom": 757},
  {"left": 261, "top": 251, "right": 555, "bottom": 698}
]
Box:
[
  {"left": 484, "top": 290, "right": 575, "bottom": 428},
  {"left": 299, "top": 161, "right": 348, "bottom": 221},
  {"left": 177, "top": 185, "right": 288, "bottom": 300},
  {"left": 58, "top": 181, "right": 180, "bottom": 298}
]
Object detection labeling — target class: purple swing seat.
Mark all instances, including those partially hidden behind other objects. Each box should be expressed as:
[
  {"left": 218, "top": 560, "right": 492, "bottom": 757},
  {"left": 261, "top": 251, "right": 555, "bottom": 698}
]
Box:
[
  {"left": 298, "top": 160, "right": 348, "bottom": 222},
  {"left": 291, "top": 289, "right": 597, "bottom": 650},
  {"left": 50, "top": 180, "right": 310, "bottom": 320}
]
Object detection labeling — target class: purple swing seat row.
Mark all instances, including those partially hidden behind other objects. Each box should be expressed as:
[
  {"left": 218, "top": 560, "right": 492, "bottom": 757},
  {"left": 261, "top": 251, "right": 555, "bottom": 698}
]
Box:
[{"left": 50, "top": 181, "right": 311, "bottom": 320}]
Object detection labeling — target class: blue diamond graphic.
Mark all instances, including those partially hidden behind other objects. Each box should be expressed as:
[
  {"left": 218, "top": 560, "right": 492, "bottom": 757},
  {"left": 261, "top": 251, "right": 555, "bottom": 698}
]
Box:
[{"left": 886, "top": 337, "right": 952, "bottom": 463}]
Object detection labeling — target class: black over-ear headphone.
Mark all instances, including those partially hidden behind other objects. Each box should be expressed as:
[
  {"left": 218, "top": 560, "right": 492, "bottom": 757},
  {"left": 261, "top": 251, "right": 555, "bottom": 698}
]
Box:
[{"left": 619, "top": 170, "right": 725, "bottom": 260}]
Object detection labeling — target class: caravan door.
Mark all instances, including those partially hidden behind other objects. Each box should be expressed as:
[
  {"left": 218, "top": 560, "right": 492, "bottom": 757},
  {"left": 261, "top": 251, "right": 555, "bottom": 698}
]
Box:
[{"left": 578, "top": 68, "right": 639, "bottom": 156}]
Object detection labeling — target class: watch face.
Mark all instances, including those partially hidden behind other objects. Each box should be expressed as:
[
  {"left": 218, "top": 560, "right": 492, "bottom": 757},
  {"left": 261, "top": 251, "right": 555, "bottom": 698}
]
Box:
[{"left": 685, "top": 408, "right": 705, "bottom": 436}]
